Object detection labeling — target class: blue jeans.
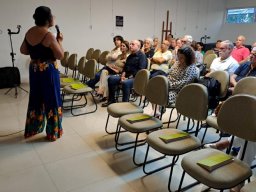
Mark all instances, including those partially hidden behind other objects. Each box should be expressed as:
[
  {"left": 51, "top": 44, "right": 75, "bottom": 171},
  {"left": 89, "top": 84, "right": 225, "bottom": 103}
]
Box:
[
  {"left": 108, "top": 75, "right": 134, "bottom": 102},
  {"left": 86, "top": 68, "right": 103, "bottom": 88}
]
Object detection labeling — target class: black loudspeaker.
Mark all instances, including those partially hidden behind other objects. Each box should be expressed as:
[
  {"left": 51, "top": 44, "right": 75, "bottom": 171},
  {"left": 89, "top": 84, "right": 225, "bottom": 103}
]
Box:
[{"left": 0, "top": 67, "right": 21, "bottom": 89}]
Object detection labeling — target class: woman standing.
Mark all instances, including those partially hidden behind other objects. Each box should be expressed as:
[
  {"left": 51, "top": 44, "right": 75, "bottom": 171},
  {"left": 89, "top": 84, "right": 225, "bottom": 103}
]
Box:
[{"left": 20, "top": 6, "right": 64, "bottom": 141}]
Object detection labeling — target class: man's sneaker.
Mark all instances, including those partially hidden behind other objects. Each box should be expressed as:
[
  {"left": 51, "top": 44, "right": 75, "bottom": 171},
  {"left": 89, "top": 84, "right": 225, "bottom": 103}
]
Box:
[{"left": 204, "top": 143, "right": 217, "bottom": 149}]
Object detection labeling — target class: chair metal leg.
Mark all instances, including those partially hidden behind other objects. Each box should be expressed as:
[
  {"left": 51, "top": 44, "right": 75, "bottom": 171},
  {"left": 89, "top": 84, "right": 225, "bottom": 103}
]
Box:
[
  {"left": 143, "top": 144, "right": 173, "bottom": 175},
  {"left": 105, "top": 114, "right": 127, "bottom": 135},
  {"left": 177, "top": 170, "right": 186, "bottom": 192},
  {"left": 115, "top": 127, "right": 146, "bottom": 152},
  {"left": 70, "top": 92, "right": 97, "bottom": 116},
  {"left": 168, "top": 155, "right": 180, "bottom": 192},
  {"left": 175, "top": 114, "right": 181, "bottom": 129}
]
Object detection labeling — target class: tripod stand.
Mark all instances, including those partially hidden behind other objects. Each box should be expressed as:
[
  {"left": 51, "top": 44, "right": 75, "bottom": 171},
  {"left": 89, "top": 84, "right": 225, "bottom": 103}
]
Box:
[{"left": 5, "top": 25, "right": 28, "bottom": 98}]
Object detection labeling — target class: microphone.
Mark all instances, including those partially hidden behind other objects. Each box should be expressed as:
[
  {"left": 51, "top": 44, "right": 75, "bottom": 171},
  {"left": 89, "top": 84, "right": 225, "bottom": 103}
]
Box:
[{"left": 55, "top": 25, "right": 60, "bottom": 36}]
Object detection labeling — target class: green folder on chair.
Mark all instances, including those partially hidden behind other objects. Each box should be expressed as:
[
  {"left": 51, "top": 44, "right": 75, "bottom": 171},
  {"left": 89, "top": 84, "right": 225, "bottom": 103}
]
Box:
[
  {"left": 126, "top": 114, "right": 152, "bottom": 124},
  {"left": 61, "top": 77, "right": 75, "bottom": 83},
  {"left": 159, "top": 132, "right": 190, "bottom": 143},
  {"left": 197, "top": 153, "right": 234, "bottom": 172},
  {"left": 70, "top": 83, "right": 87, "bottom": 90}
]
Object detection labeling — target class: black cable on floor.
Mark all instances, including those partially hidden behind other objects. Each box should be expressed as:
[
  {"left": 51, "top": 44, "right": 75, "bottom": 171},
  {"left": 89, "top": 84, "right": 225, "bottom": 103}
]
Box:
[{"left": 0, "top": 130, "right": 24, "bottom": 137}]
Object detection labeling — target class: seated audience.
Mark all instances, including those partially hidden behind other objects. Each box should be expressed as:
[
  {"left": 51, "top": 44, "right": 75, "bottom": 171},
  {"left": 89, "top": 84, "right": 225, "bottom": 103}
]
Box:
[
  {"left": 205, "top": 47, "right": 256, "bottom": 192},
  {"left": 152, "top": 37, "right": 160, "bottom": 52},
  {"left": 229, "top": 47, "right": 256, "bottom": 92},
  {"left": 150, "top": 40, "right": 172, "bottom": 77},
  {"left": 205, "top": 40, "right": 239, "bottom": 77},
  {"left": 181, "top": 35, "right": 193, "bottom": 46},
  {"left": 142, "top": 38, "right": 154, "bottom": 59},
  {"left": 97, "top": 40, "right": 130, "bottom": 102},
  {"left": 87, "top": 35, "right": 124, "bottom": 89},
  {"left": 171, "top": 38, "right": 182, "bottom": 63},
  {"left": 231, "top": 35, "right": 250, "bottom": 64},
  {"left": 213, "top": 40, "right": 222, "bottom": 56},
  {"left": 167, "top": 46, "right": 199, "bottom": 104},
  {"left": 102, "top": 40, "right": 147, "bottom": 107},
  {"left": 195, "top": 42, "right": 204, "bottom": 65}
]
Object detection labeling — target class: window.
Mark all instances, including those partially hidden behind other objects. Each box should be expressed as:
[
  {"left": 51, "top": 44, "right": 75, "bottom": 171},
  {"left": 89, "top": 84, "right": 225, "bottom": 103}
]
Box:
[{"left": 226, "top": 8, "right": 256, "bottom": 24}]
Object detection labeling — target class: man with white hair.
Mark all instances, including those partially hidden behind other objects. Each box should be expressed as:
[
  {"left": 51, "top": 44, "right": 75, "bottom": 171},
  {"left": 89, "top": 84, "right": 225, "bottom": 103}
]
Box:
[
  {"left": 205, "top": 40, "right": 239, "bottom": 77},
  {"left": 102, "top": 40, "right": 147, "bottom": 107},
  {"left": 181, "top": 35, "right": 193, "bottom": 46},
  {"left": 231, "top": 35, "right": 250, "bottom": 64}
]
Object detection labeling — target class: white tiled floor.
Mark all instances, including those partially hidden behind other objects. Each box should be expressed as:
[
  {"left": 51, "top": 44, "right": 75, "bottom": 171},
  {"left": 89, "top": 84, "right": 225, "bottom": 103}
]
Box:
[{"left": 0, "top": 84, "right": 254, "bottom": 192}]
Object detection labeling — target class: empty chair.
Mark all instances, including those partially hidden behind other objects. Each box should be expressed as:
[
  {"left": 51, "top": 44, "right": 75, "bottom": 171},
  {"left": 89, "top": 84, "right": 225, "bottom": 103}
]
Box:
[
  {"left": 60, "top": 53, "right": 78, "bottom": 88},
  {"left": 62, "top": 59, "right": 97, "bottom": 116},
  {"left": 143, "top": 83, "right": 208, "bottom": 191},
  {"left": 60, "top": 51, "right": 69, "bottom": 77},
  {"left": 208, "top": 70, "right": 229, "bottom": 99},
  {"left": 178, "top": 94, "right": 255, "bottom": 192},
  {"left": 115, "top": 75, "right": 168, "bottom": 166},
  {"left": 98, "top": 51, "right": 110, "bottom": 66},
  {"left": 105, "top": 69, "right": 150, "bottom": 134},
  {"left": 204, "top": 53, "right": 217, "bottom": 70},
  {"left": 91, "top": 49, "right": 101, "bottom": 63},
  {"left": 66, "top": 53, "right": 78, "bottom": 77},
  {"left": 233, "top": 76, "right": 256, "bottom": 96},
  {"left": 85, "top": 48, "right": 94, "bottom": 60},
  {"left": 204, "top": 76, "right": 256, "bottom": 144}
]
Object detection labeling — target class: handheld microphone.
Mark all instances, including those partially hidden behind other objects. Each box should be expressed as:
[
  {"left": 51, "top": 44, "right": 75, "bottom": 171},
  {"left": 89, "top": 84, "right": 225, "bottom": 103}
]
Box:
[{"left": 55, "top": 25, "right": 60, "bottom": 35}]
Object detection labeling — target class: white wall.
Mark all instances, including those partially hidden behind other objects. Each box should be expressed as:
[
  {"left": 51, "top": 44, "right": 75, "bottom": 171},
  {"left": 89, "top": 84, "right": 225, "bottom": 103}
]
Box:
[
  {"left": 218, "top": 0, "right": 256, "bottom": 45},
  {"left": 0, "top": 0, "right": 226, "bottom": 82}
]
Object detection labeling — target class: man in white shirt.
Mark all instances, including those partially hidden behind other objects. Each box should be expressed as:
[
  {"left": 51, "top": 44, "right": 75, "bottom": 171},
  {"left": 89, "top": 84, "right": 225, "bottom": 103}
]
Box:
[
  {"left": 205, "top": 40, "right": 239, "bottom": 77},
  {"left": 150, "top": 40, "right": 172, "bottom": 77}
]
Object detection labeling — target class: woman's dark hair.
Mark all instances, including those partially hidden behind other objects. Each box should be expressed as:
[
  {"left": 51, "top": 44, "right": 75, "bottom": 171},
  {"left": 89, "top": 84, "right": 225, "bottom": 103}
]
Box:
[
  {"left": 138, "top": 39, "right": 143, "bottom": 49},
  {"left": 113, "top": 35, "right": 124, "bottom": 43},
  {"left": 33, "top": 6, "right": 53, "bottom": 26},
  {"left": 177, "top": 46, "right": 195, "bottom": 66}
]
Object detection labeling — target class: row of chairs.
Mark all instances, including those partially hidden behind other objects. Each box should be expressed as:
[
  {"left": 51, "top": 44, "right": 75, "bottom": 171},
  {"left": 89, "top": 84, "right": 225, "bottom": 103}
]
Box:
[
  {"left": 60, "top": 54, "right": 98, "bottom": 116},
  {"left": 60, "top": 48, "right": 110, "bottom": 78},
  {"left": 104, "top": 69, "right": 256, "bottom": 191}
]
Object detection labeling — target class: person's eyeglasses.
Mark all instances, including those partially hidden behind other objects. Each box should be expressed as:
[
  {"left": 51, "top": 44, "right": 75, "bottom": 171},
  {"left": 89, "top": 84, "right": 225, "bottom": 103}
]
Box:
[
  {"left": 251, "top": 53, "right": 256, "bottom": 57},
  {"left": 219, "top": 47, "right": 227, "bottom": 50}
]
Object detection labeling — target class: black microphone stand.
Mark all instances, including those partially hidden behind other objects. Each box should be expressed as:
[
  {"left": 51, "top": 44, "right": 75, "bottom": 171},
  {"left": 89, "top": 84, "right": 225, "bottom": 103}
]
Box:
[{"left": 5, "top": 25, "right": 28, "bottom": 98}]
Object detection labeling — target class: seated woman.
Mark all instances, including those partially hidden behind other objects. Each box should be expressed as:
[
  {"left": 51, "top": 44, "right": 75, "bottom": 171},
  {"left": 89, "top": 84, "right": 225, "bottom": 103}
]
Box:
[
  {"left": 97, "top": 40, "right": 130, "bottom": 101},
  {"left": 167, "top": 46, "right": 199, "bottom": 104},
  {"left": 153, "top": 46, "right": 198, "bottom": 117},
  {"left": 195, "top": 42, "right": 204, "bottom": 65},
  {"left": 142, "top": 38, "right": 154, "bottom": 59}
]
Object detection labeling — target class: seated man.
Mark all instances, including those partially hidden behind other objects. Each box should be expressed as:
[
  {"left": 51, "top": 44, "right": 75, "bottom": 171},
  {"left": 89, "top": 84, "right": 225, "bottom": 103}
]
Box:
[
  {"left": 102, "top": 40, "right": 147, "bottom": 107},
  {"left": 181, "top": 35, "right": 193, "bottom": 46},
  {"left": 205, "top": 40, "right": 239, "bottom": 77},
  {"left": 150, "top": 40, "right": 172, "bottom": 78},
  {"left": 231, "top": 35, "right": 250, "bottom": 64},
  {"left": 229, "top": 47, "right": 256, "bottom": 92},
  {"left": 213, "top": 40, "right": 222, "bottom": 56}
]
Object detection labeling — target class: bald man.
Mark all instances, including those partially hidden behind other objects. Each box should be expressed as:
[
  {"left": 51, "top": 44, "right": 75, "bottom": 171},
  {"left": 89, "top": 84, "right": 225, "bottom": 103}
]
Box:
[
  {"left": 231, "top": 35, "right": 250, "bottom": 64},
  {"left": 102, "top": 40, "right": 147, "bottom": 107}
]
